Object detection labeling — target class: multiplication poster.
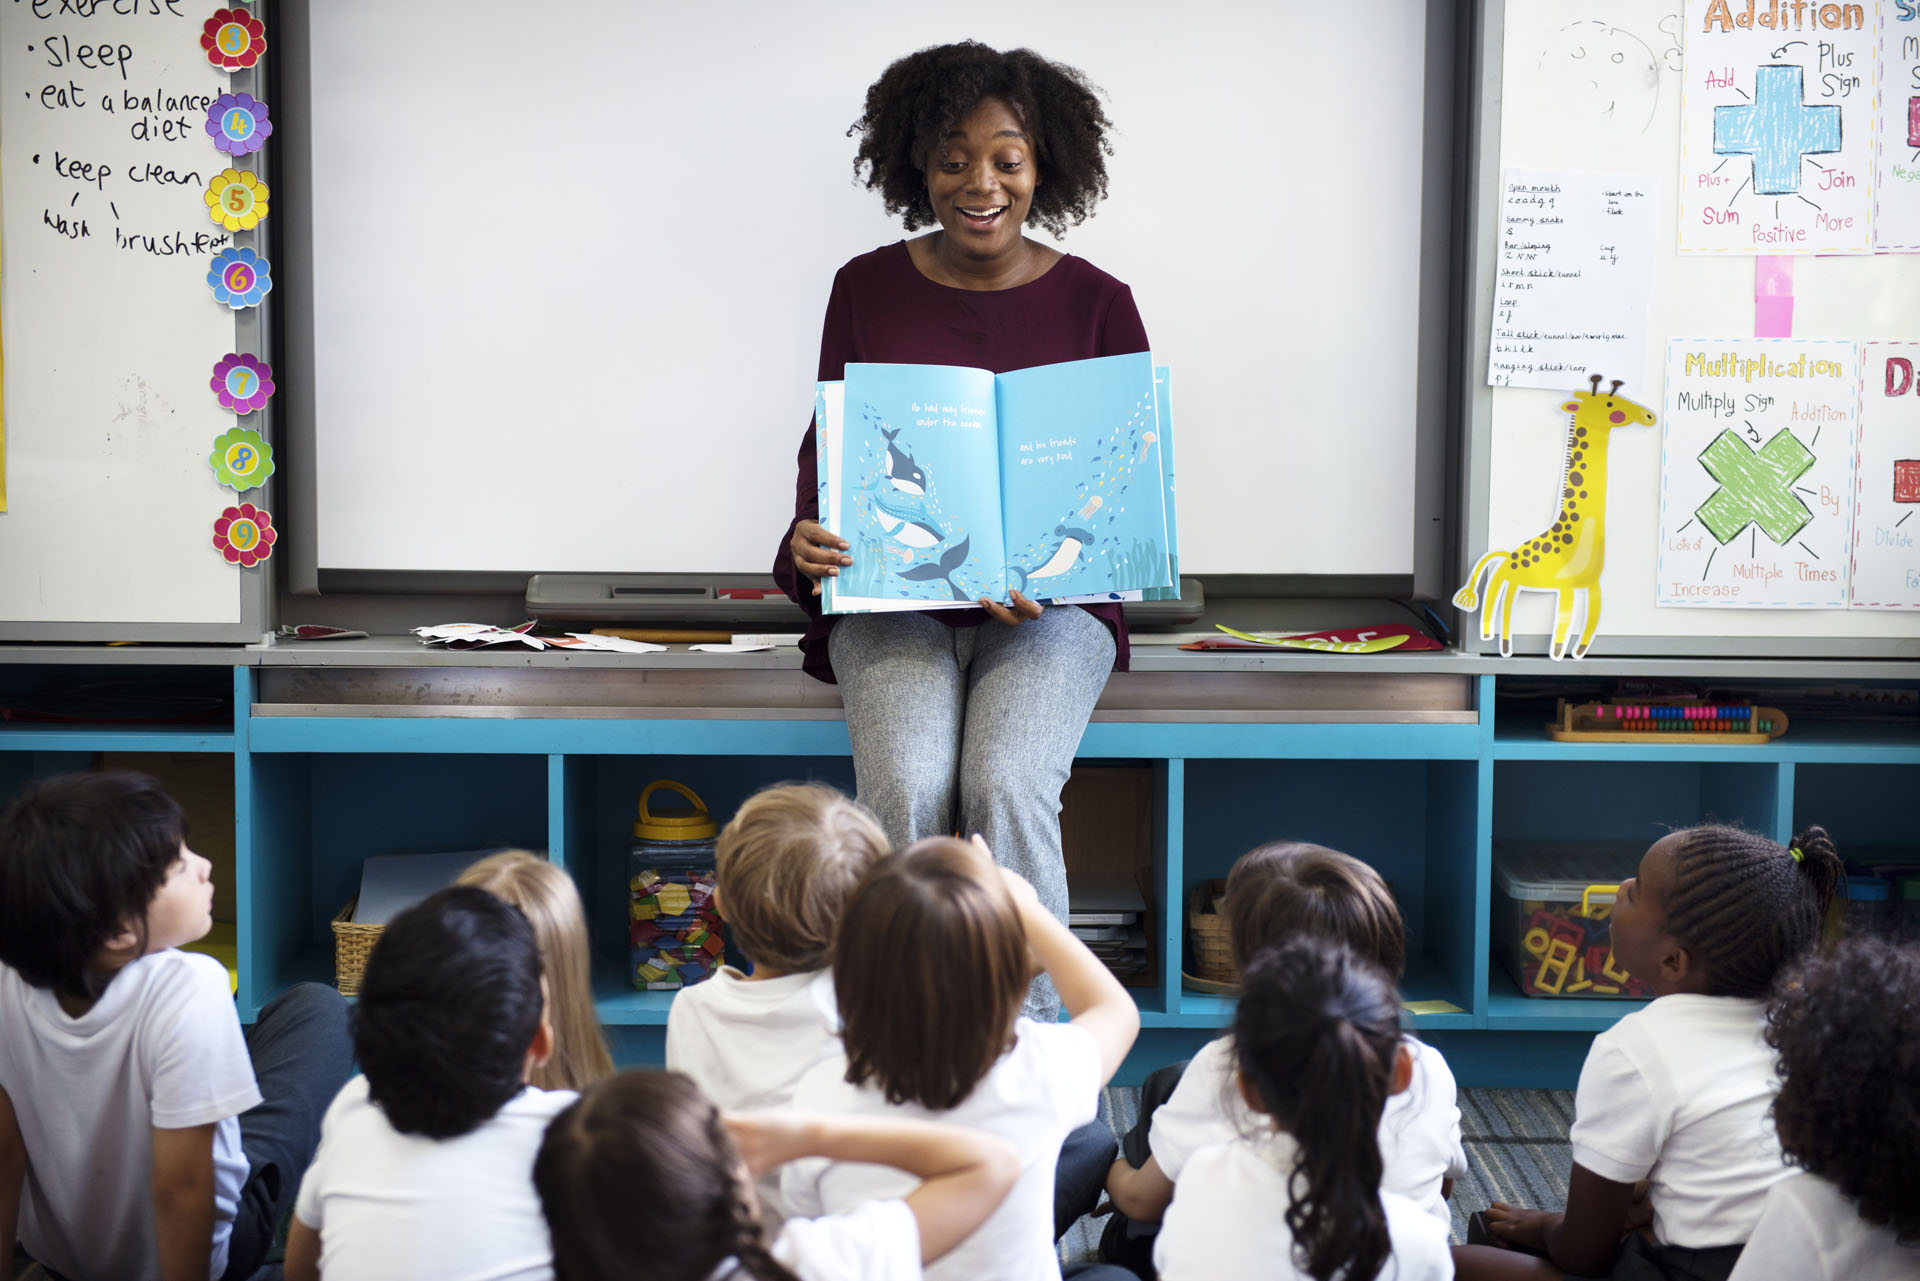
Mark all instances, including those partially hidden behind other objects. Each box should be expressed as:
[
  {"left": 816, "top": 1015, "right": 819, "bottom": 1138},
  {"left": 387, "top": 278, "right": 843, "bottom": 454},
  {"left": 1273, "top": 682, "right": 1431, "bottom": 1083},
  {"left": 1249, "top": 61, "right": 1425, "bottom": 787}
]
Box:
[
  {"left": 1851, "top": 343, "right": 1920, "bottom": 607},
  {"left": 1658, "top": 338, "right": 1858, "bottom": 607},
  {"left": 1680, "top": 0, "right": 1878, "bottom": 254},
  {"left": 1879, "top": 3, "right": 1920, "bottom": 250}
]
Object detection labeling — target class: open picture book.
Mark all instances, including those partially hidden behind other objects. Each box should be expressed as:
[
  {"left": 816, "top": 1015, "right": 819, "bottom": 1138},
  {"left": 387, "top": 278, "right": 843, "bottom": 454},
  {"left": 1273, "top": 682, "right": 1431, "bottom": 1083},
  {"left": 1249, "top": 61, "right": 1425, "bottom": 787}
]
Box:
[{"left": 816, "top": 352, "right": 1179, "bottom": 614}]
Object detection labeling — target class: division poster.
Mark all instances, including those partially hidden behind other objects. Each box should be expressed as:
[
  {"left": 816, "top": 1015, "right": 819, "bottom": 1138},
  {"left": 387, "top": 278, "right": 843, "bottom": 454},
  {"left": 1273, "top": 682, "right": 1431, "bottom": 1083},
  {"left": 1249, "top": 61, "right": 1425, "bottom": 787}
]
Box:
[
  {"left": 1658, "top": 338, "right": 1858, "bottom": 607},
  {"left": 1850, "top": 342, "right": 1920, "bottom": 607},
  {"left": 1878, "top": 2, "right": 1920, "bottom": 250},
  {"left": 1680, "top": 0, "right": 1878, "bottom": 254}
]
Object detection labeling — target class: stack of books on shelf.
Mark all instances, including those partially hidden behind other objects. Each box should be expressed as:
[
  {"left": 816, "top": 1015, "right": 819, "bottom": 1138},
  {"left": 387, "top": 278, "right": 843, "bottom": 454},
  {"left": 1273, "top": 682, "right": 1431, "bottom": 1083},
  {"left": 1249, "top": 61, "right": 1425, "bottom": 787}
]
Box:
[{"left": 1069, "top": 887, "right": 1150, "bottom": 986}]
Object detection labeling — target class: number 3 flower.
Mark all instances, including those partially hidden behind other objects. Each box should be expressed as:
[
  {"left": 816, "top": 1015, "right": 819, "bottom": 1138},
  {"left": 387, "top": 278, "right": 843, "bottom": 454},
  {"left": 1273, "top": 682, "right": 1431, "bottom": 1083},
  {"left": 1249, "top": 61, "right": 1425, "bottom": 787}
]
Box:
[
  {"left": 202, "top": 8, "right": 267, "bottom": 71},
  {"left": 205, "top": 169, "right": 269, "bottom": 233}
]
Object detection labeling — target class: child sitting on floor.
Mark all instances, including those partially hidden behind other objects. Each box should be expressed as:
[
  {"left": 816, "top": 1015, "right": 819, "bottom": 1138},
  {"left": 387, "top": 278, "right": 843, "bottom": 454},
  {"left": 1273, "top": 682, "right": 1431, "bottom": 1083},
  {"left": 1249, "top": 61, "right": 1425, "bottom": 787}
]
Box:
[
  {"left": 1102, "top": 842, "right": 1464, "bottom": 1273},
  {"left": 0, "top": 771, "right": 350, "bottom": 1281},
  {"left": 534, "top": 1069, "right": 1021, "bottom": 1281},
  {"left": 457, "top": 849, "right": 615, "bottom": 1092},
  {"left": 1455, "top": 825, "right": 1845, "bottom": 1281},
  {"left": 1154, "top": 935, "right": 1453, "bottom": 1281},
  {"left": 285, "top": 885, "right": 574, "bottom": 1281},
  {"left": 782, "top": 835, "right": 1140, "bottom": 1281},
  {"left": 1725, "top": 934, "right": 1920, "bottom": 1281}
]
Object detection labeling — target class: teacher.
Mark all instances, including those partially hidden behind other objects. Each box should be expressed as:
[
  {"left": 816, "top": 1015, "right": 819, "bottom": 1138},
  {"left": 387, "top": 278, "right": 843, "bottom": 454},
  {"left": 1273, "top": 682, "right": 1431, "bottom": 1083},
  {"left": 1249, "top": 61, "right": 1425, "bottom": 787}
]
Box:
[{"left": 773, "top": 41, "right": 1148, "bottom": 1022}]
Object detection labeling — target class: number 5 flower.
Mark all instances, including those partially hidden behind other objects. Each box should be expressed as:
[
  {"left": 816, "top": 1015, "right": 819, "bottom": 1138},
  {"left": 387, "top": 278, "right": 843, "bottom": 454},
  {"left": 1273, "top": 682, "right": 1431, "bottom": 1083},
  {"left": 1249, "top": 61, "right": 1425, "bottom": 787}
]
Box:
[{"left": 205, "top": 168, "right": 269, "bottom": 233}]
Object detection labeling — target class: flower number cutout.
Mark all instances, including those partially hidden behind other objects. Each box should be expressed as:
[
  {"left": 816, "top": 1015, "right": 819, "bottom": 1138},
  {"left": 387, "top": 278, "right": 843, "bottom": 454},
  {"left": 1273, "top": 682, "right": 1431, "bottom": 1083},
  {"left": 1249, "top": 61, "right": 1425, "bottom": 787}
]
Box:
[
  {"left": 208, "top": 427, "right": 275, "bottom": 491},
  {"left": 205, "top": 168, "right": 269, "bottom": 232},
  {"left": 207, "top": 247, "right": 272, "bottom": 309},
  {"left": 212, "top": 503, "right": 276, "bottom": 567},
  {"left": 206, "top": 93, "right": 272, "bottom": 155},
  {"left": 202, "top": 8, "right": 266, "bottom": 71},
  {"left": 210, "top": 353, "right": 275, "bottom": 414}
]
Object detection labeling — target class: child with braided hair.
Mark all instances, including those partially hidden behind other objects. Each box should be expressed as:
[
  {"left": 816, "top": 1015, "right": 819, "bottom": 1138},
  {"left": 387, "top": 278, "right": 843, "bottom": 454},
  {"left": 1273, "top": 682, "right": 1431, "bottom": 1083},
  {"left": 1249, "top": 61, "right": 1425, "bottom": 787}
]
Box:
[
  {"left": 1455, "top": 825, "right": 1846, "bottom": 1281},
  {"left": 532, "top": 1069, "right": 1020, "bottom": 1281}
]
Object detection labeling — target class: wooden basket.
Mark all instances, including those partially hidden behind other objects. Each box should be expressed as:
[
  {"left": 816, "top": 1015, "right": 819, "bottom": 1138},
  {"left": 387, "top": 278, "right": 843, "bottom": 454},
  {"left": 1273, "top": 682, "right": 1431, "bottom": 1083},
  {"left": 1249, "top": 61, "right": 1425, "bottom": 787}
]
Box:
[
  {"left": 1187, "top": 879, "right": 1234, "bottom": 985},
  {"left": 330, "top": 897, "right": 383, "bottom": 995}
]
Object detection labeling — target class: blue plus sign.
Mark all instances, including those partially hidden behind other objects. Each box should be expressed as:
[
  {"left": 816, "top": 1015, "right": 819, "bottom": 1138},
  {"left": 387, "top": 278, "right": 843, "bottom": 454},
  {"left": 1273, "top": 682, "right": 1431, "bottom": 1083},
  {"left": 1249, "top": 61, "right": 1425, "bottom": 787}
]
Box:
[{"left": 1714, "top": 65, "right": 1840, "bottom": 196}]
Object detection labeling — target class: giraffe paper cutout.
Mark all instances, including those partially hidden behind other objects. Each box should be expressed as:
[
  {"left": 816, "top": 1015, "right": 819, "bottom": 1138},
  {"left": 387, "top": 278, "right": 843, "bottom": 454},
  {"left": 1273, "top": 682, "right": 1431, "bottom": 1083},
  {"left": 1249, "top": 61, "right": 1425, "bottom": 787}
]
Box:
[{"left": 1455, "top": 376, "right": 1658, "bottom": 660}]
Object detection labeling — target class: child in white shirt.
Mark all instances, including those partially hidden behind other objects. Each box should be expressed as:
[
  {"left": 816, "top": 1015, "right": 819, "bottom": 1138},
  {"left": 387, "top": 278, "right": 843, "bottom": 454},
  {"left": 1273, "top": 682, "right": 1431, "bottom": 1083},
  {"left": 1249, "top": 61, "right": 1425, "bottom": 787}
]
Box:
[
  {"left": 1104, "top": 842, "right": 1464, "bottom": 1272},
  {"left": 1725, "top": 934, "right": 1920, "bottom": 1281},
  {"left": 285, "top": 885, "right": 576, "bottom": 1281},
  {"left": 0, "top": 771, "right": 351, "bottom": 1281},
  {"left": 534, "top": 1068, "right": 1021, "bottom": 1281},
  {"left": 1154, "top": 935, "right": 1453, "bottom": 1281},
  {"left": 782, "top": 835, "right": 1140, "bottom": 1281},
  {"left": 1458, "top": 825, "right": 1846, "bottom": 1281},
  {"left": 665, "top": 783, "right": 888, "bottom": 1114}
]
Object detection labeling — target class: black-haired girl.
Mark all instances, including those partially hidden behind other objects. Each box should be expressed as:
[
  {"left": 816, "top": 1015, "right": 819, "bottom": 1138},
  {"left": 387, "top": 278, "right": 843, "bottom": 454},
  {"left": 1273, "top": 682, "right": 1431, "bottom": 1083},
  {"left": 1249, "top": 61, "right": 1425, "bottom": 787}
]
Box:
[
  {"left": 1153, "top": 936, "right": 1452, "bottom": 1281},
  {"left": 1456, "top": 825, "right": 1846, "bottom": 1281},
  {"left": 772, "top": 40, "right": 1148, "bottom": 1024},
  {"left": 1725, "top": 935, "right": 1920, "bottom": 1281}
]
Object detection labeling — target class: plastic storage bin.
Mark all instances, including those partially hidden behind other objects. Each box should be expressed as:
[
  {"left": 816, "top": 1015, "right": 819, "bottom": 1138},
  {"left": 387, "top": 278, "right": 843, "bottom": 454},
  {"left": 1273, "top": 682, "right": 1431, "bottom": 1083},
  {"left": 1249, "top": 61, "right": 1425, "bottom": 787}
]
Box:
[
  {"left": 1842, "top": 876, "right": 1892, "bottom": 937},
  {"left": 628, "top": 780, "right": 723, "bottom": 990},
  {"left": 1493, "top": 842, "right": 1653, "bottom": 999}
]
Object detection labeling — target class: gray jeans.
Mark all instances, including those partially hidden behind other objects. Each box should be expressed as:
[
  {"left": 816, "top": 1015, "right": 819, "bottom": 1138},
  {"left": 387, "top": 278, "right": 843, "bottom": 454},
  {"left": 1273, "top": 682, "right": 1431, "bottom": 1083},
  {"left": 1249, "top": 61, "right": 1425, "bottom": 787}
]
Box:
[{"left": 829, "top": 606, "right": 1116, "bottom": 1022}]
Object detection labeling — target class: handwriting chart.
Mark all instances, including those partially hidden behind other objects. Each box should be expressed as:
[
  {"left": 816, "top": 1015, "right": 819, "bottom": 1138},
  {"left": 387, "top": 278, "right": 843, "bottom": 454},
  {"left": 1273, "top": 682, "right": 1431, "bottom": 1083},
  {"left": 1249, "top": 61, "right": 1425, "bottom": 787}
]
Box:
[
  {"left": 1851, "top": 343, "right": 1920, "bottom": 607},
  {"left": 1680, "top": 0, "right": 1878, "bottom": 254},
  {"left": 1878, "top": 4, "right": 1920, "bottom": 249},
  {"left": 1489, "top": 168, "right": 1657, "bottom": 390},
  {"left": 1659, "top": 339, "right": 1859, "bottom": 607}
]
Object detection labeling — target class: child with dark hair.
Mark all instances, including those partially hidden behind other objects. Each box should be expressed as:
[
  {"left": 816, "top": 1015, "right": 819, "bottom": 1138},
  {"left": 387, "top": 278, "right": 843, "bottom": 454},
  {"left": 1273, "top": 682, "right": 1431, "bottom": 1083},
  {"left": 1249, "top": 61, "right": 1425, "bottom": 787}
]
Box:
[
  {"left": 284, "top": 884, "right": 572, "bottom": 1281},
  {"left": 1102, "top": 843, "right": 1465, "bottom": 1272},
  {"left": 1154, "top": 935, "right": 1452, "bottom": 1281},
  {"left": 782, "top": 835, "right": 1139, "bottom": 1281},
  {"left": 1457, "top": 825, "right": 1846, "bottom": 1281},
  {"left": 1725, "top": 935, "right": 1920, "bottom": 1281},
  {"left": 534, "top": 1069, "right": 1021, "bottom": 1281},
  {"left": 0, "top": 771, "right": 351, "bottom": 1281}
]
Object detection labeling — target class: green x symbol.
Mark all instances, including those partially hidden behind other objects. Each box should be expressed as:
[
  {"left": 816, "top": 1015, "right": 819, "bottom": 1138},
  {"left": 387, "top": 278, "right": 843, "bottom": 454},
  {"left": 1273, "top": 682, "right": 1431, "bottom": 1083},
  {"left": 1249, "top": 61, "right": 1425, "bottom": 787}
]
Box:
[{"left": 1696, "top": 429, "right": 1815, "bottom": 546}]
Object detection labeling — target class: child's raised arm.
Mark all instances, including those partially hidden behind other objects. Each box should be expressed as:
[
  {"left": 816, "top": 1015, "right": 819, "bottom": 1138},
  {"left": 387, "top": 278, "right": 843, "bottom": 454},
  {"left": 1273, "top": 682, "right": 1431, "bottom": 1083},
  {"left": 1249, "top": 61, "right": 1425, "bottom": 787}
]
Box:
[
  {"left": 0, "top": 1085, "right": 23, "bottom": 1265},
  {"left": 727, "top": 1110, "right": 1020, "bottom": 1266},
  {"left": 981, "top": 841, "right": 1140, "bottom": 1083},
  {"left": 151, "top": 1123, "right": 217, "bottom": 1281}
]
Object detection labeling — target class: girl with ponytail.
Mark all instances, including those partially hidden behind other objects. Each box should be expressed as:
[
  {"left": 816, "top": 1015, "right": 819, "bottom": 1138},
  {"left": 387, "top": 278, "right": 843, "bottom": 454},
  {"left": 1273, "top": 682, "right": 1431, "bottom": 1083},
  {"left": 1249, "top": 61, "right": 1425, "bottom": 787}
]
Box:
[
  {"left": 1457, "top": 825, "right": 1845, "bottom": 1281},
  {"left": 1154, "top": 936, "right": 1452, "bottom": 1281},
  {"left": 533, "top": 1070, "right": 1020, "bottom": 1281}
]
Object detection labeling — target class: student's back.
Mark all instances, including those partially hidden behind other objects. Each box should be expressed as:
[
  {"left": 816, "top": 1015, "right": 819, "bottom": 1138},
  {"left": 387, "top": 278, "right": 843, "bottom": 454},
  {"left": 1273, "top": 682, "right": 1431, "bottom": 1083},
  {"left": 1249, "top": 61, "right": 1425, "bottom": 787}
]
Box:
[{"left": 287, "top": 886, "right": 572, "bottom": 1281}]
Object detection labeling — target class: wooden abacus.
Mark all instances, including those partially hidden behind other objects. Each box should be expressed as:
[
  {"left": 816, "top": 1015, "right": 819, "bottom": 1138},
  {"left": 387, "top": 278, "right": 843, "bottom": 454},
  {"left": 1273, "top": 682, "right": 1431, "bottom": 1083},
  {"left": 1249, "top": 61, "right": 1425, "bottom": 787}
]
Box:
[{"left": 1547, "top": 698, "right": 1789, "bottom": 744}]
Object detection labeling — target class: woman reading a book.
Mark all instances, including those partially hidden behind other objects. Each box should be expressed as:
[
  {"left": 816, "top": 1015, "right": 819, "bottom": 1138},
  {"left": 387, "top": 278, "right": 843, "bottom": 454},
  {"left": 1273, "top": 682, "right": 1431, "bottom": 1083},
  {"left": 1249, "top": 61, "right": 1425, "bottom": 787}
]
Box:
[{"left": 772, "top": 41, "right": 1150, "bottom": 1024}]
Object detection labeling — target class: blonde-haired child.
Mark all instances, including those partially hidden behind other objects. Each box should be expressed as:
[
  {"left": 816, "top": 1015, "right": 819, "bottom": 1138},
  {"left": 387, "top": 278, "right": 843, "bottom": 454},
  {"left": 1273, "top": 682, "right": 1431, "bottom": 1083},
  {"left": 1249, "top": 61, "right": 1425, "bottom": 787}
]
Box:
[
  {"left": 456, "top": 850, "right": 614, "bottom": 1092},
  {"left": 782, "top": 835, "right": 1139, "bottom": 1281}
]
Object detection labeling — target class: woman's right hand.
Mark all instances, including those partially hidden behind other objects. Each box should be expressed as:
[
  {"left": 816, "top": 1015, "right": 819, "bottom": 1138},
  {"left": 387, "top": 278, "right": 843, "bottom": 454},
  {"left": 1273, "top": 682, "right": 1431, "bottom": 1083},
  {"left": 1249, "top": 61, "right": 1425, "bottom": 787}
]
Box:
[{"left": 789, "top": 520, "right": 851, "bottom": 595}]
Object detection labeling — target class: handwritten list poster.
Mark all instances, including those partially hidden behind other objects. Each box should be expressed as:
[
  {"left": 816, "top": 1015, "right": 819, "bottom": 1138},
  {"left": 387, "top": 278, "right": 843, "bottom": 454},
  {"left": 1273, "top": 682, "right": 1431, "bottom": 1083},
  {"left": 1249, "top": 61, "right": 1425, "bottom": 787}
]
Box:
[
  {"left": 1488, "top": 168, "right": 1656, "bottom": 391},
  {"left": 1850, "top": 343, "right": 1920, "bottom": 607},
  {"left": 0, "top": 2, "right": 242, "bottom": 624},
  {"left": 1877, "top": 4, "right": 1920, "bottom": 251}
]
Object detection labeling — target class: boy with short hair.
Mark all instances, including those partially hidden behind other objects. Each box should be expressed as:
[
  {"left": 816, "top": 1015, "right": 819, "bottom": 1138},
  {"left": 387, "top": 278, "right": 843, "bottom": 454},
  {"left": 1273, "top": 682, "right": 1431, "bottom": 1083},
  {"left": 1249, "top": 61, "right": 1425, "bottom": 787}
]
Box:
[
  {"left": 0, "top": 771, "right": 351, "bottom": 1281},
  {"left": 285, "top": 884, "right": 572, "bottom": 1281}
]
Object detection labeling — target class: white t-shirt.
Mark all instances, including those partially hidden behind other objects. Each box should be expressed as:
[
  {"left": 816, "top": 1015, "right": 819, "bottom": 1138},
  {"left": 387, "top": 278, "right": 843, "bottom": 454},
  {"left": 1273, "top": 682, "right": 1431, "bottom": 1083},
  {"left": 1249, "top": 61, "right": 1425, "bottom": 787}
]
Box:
[
  {"left": 1726, "top": 1173, "right": 1920, "bottom": 1281},
  {"left": 1569, "top": 993, "right": 1789, "bottom": 1248},
  {"left": 665, "top": 968, "right": 840, "bottom": 1114},
  {"left": 0, "top": 950, "right": 261, "bottom": 1281},
  {"left": 1149, "top": 1035, "right": 1466, "bottom": 1224},
  {"left": 1153, "top": 1132, "right": 1453, "bottom": 1281},
  {"left": 294, "top": 1075, "right": 576, "bottom": 1280},
  {"left": 764, "top": 1198, "right": 922, "bottom": 1281},
  {"left": 782, "top": 1018, "right": 1102, "bottom": 1281}
]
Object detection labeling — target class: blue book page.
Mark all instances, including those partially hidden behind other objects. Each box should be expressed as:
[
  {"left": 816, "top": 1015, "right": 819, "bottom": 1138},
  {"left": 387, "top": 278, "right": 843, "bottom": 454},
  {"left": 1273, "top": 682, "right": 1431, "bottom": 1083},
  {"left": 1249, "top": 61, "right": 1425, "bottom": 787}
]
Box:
[
  {"left": 994, "top": 352, "right": 1172, "bottom": 599},
  {"left": 1141, "top": 366, "right": 1181, "bottom": 601},
  {"left": 830, "top": 363, "right": 1006, "bottom": 609}
]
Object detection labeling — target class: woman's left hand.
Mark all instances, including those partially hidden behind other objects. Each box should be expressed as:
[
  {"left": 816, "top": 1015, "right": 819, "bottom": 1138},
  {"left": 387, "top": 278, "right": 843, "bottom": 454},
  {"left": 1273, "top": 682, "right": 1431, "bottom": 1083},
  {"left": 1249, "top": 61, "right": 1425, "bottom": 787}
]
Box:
[{"left": 978, "top": 590, "right": 1044, "bottom": 626}]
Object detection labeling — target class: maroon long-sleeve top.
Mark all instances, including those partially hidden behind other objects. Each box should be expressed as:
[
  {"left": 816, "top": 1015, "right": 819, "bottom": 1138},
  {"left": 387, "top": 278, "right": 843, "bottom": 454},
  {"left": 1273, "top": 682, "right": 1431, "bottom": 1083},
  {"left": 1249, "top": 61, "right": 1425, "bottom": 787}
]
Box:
[{"left": 772, "top": 241, "right": 1151, "bottom": 683}]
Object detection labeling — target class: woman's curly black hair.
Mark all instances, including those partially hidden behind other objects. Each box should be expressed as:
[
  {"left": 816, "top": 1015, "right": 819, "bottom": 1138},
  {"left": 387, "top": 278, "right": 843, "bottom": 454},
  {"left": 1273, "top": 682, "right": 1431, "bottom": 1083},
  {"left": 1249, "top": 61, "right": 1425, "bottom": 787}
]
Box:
[
  {"left": 849, "top": 41, "right": 1114, "bottom": 238},
  {"left": 1768, "top": 935, "right": 1920, "bottom": 1245}
]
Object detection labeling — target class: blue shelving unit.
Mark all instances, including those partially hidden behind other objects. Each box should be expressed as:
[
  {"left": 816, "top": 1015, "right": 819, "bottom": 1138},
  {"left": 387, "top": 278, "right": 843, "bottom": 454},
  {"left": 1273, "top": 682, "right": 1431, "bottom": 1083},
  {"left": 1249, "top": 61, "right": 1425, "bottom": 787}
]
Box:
[{"left": 2, "top": 656, "right": 1914, "bottom": 1087}]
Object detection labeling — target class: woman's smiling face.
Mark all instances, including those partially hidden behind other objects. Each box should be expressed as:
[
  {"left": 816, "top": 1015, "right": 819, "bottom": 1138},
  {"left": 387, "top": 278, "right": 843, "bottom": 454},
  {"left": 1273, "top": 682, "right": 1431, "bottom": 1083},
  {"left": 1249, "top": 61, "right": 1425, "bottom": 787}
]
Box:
[{"left": 924, "top": 97, "right": 1039, "bottom": 261}]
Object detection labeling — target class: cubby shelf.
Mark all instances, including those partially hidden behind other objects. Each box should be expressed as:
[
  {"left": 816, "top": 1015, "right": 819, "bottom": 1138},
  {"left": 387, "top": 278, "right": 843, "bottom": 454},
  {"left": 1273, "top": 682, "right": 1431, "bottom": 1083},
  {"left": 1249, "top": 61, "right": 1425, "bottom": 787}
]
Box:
[{"left": 2, "top": 658, "right": 1913, "bottom": 1088}]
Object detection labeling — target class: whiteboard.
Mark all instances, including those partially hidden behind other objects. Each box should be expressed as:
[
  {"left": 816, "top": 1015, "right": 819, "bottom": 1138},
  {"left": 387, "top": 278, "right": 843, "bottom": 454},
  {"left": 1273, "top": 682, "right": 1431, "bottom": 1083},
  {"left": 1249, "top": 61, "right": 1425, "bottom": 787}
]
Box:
[
  {"left": 1468, "top": 0, "right": 1920, "bottom": 651},
  {"left": 292, "top": 0, "right": 1442, "bottom": 583},
  {"left": 0, "top": 3, "right": 265, "bottom": 636}
]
